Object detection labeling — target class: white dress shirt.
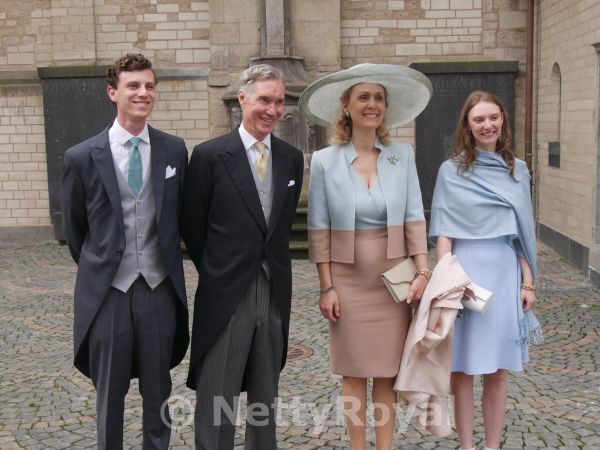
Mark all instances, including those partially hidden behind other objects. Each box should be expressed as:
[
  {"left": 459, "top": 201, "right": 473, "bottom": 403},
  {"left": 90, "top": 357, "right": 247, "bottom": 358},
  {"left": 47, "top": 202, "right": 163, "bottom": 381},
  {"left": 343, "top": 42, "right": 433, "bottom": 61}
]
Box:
[
  {"left": 108, "top": 119, "right": 151, "bottom": 182},
  {"left": 238, "top": 123, "right": 271, "bottom": 163}
]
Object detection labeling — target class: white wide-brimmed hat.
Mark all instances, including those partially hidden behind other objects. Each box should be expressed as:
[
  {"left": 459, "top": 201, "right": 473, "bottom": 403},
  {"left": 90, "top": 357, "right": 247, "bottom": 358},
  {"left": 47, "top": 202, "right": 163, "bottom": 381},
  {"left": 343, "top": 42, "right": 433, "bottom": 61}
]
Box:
[{"left": 299, "top": 63, "right": 433, "bottom": 129}]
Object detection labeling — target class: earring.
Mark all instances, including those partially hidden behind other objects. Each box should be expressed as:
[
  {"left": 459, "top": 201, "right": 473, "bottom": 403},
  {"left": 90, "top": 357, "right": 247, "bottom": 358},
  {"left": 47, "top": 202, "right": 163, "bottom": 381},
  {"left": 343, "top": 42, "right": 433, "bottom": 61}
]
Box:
[
  {"left": 499, "top": 130, "right": 503, "bottom": 139},
  {"left": 344, "top": 111, "right": 349, "bottom": 118}
]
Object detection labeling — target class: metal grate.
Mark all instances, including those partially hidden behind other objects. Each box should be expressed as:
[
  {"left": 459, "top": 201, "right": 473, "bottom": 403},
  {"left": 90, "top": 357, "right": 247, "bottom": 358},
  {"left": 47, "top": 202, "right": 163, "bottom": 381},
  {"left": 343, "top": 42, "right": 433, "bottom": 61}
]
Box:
[{"left": 286, "top": 343, "right": 313, "bottom": 362}]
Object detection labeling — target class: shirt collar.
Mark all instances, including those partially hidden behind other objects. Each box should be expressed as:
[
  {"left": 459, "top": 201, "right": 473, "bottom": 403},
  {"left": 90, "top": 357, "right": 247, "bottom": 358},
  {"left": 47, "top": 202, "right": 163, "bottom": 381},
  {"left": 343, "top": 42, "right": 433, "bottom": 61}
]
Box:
[
  {"left": 238, "top": 122, "right": 271, "bottom": 151},
  {"left": 111, "top": 118, "right": 150, "bottom": 146}
]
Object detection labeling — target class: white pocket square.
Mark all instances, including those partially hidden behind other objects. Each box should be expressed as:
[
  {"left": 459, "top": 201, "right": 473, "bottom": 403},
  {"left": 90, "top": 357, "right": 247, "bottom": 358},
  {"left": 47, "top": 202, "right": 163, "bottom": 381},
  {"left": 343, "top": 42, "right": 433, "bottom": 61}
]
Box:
[
  {"left": 165, "top": 166, "right": 176, "bottom": 179},
  {"left": 287, "top": 180, "right": 295, "bottom": 187}
]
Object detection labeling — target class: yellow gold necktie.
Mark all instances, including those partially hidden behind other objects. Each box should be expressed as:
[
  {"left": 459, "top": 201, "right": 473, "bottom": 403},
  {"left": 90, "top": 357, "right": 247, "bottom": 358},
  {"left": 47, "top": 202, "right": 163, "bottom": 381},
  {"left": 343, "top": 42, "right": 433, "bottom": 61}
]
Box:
[{"left": 255, "top": 142, "right": 268, "bottom": 181}]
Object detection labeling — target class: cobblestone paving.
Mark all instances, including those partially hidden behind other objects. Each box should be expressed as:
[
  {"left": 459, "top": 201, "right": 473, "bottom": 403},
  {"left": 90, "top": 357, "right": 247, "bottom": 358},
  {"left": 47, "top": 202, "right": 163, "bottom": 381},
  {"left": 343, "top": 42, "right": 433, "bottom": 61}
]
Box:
[{"left": 0, "top": 241, "right": 598, "bottom": 449}]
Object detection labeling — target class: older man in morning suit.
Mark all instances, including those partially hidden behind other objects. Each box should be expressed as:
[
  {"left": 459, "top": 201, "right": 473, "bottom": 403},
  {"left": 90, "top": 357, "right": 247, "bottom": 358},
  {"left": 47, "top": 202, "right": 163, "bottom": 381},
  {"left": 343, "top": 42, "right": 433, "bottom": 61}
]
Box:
[
  {"left": 182, "top": 64, "right": 304, "bottom": 449},
  {"left": 60, "top": 53, "right": 189, "bottom": 450}
]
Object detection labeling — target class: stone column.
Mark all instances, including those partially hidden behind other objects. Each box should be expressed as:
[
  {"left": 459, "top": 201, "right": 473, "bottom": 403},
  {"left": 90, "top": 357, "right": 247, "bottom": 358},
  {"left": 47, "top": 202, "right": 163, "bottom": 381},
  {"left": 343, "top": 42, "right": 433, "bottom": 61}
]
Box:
[
  {"left": 588, "top": 42, "right": 600, "bottom": 284},
  {"left": 222, "top": 0, "right": 321, "bottom": 150},
  {"left": 221, "top": 0, "right": 326, "bottom": 207},
  {"left": 262, "top": 0, "right": 289, "bottom": 57}
]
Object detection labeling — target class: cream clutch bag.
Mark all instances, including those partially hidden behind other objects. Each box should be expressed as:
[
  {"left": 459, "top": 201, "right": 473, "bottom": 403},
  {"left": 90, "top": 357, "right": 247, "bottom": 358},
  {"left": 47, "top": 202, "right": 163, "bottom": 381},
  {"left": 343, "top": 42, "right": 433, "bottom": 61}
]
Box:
[
  {"left": 461, "top": 283, "right": 494, "bottom": 313},
  {"left": 381, "top": 257, "right": 417, "bottom": 303}
]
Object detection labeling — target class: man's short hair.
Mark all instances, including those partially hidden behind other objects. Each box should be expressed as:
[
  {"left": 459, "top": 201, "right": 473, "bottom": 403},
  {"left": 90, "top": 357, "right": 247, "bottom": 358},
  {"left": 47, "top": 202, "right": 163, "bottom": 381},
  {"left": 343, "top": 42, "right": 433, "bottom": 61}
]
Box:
[
  {"left": 237, "top": 64, "right": 283, "bottom": 96},
  {"left": 106, "top": 53, "right": 157, "bottom": 89}
]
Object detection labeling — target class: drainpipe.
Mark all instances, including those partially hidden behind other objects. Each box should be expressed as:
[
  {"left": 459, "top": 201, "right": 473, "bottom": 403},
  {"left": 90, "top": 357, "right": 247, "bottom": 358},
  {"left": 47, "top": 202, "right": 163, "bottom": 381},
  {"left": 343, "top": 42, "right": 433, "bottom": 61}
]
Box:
[{"left": 525, "top": 0, "right": 534, "bottom": 171}]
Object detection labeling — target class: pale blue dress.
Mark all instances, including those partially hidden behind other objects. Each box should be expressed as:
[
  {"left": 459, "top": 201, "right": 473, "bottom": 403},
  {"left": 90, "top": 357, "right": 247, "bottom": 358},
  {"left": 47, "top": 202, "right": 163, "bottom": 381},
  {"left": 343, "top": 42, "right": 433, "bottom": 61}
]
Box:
[
  {"left": 451, "top": 236, "right": 528, "bottom": 374},
  {"left": 350, "top": 169, "right": 387, "bottom": 229}
]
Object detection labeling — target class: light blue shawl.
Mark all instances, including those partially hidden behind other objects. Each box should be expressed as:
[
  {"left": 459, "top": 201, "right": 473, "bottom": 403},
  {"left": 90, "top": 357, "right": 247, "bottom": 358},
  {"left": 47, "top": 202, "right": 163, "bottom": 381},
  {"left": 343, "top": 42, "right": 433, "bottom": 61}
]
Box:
[
  {"left": 430, "top": 150, "right": 542, "bottom": 345},
  {"left": 429, "top": 149, "right": 537, "bottom": 278}
]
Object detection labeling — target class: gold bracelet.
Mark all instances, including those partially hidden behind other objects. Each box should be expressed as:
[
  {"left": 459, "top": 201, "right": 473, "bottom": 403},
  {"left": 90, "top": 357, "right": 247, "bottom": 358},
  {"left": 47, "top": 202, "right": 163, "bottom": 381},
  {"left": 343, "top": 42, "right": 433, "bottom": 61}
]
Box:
[
  {"left": 414, "top": 270, "right": 432, "bottom": 281},
  {"left": 521, "top": 283, "right": 535, "bottom": 291}
]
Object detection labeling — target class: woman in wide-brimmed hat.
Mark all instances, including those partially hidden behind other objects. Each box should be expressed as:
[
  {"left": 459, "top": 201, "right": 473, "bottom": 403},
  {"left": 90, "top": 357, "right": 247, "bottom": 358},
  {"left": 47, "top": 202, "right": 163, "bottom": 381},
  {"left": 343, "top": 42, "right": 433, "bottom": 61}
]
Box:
[{"left": 300, "top": 64, "right": 432, "bottom": 449}]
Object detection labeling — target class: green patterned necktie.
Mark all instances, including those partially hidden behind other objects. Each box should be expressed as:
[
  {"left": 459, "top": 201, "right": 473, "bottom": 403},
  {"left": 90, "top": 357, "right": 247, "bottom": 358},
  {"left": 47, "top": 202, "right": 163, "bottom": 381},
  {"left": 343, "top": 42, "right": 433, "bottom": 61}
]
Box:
[{"left": 128, "top": 136, "right": 143, "bottom": 196}]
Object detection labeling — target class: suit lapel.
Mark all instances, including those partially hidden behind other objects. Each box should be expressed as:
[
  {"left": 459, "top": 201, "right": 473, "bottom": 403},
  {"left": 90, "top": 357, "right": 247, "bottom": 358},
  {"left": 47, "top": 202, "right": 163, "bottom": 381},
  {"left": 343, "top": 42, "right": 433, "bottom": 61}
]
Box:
[
  {"left": 91, "top": 129, "right": 124, "bottom": 226},
  {"left": 221, "top": 131, "right": 267, "bottom": 233},
  {"left": 267, "top": 138, "right": 290, "bottom": 239},
  {"left": 149, "top": 126, "right": 166, "bottom": 224}
]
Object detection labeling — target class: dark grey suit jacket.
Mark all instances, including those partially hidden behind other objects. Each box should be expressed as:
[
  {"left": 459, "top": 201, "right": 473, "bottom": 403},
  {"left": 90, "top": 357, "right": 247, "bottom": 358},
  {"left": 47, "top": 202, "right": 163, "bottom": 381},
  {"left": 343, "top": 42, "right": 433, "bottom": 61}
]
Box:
[
  {"left": 60, "top": 125, "right": 189, "bottom": 378},
  {"left": 182, "top": 128, "right": 303, "bottom": 390}
]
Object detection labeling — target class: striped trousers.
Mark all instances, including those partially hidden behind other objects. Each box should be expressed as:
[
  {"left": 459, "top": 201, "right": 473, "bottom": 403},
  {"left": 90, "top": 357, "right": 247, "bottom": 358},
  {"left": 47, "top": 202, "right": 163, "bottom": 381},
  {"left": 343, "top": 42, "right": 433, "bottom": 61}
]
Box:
[
  {"left": 194, "top": 269, "right": 284, "bottom": 450},
  {"left": 88, "top": 277, "right": 177, "bottom": 450}
]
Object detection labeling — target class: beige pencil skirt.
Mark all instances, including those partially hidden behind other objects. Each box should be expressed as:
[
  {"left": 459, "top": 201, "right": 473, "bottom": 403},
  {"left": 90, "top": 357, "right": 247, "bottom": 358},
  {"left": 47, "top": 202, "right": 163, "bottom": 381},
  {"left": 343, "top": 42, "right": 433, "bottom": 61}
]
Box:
[{"left": 329, "top": 227, "right": 411, "bottom": 378}]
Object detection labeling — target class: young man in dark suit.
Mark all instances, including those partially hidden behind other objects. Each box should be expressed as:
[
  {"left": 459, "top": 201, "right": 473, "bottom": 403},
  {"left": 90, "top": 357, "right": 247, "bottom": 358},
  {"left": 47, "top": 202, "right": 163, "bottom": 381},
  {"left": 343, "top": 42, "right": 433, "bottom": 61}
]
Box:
[
  {"left": 60, "top": 53, "right": 189, "bottom": 450},
  {"left": 182, "top": 64, "right": 304, "bottom": 449}
]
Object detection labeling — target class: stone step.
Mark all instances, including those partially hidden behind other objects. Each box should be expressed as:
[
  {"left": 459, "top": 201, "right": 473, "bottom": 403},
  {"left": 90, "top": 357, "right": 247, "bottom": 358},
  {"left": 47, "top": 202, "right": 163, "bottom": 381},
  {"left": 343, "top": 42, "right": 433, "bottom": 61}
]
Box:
[
  {"left": 291, "top": 221, "right": 307, "bottom": 241},
  {"left": 290, "top": 240, "right": 309, "bottom": 260},
  {"left": 291, "top": 206, "right": 308, "bottom": 259},
  {"left": 293, "top": 206, "right": 307, "bottom": 224}
]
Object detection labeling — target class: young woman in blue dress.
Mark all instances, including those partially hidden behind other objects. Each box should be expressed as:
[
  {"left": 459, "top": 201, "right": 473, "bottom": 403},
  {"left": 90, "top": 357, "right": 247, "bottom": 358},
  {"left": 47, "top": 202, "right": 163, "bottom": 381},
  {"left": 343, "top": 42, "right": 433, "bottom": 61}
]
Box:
[{"left": 429, "top": 90, "right": 542, "bottom": 450}]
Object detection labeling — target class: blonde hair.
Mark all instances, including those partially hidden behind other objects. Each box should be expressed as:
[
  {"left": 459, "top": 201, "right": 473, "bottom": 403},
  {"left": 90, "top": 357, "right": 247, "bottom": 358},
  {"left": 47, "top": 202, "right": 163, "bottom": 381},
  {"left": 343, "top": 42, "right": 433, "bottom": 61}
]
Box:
[{"left": 329, "top": 84, "right": 390, "bottom": 146}]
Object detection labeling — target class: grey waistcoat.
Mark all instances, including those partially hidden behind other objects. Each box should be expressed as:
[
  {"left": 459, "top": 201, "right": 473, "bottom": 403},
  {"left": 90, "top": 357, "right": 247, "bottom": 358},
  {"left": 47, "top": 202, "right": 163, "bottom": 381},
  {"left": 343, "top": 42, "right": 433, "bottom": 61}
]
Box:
[
  {"left": 111, "top": 162, "right": 169, "bottom": 292},
  {"left": 247, "top": 152, "right": 274, "bottom": 225},
  {"left": 246, "top": 149, "right": 274, "bottom": 278}
]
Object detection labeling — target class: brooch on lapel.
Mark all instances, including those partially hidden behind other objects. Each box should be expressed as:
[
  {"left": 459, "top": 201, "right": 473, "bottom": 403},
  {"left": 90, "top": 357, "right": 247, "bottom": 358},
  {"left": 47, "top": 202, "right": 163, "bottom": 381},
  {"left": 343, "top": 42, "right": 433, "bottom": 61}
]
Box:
[{"left": 387, "top": 155, "right": 399, "bottom": 165}]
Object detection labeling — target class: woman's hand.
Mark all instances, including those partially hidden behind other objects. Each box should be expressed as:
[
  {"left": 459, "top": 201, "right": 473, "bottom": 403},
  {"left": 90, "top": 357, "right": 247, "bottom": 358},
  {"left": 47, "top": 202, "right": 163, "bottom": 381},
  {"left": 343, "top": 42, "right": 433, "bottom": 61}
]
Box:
[
  {"left": 320, "top": 289, "right": 340, "bottom": 322},
  {"left": 521, "top": 288, "right": 536, "bottom": 312},
  {"left": 518, "top": 257, "right": 535, "bottom": 312},
  {"left": 406, "top": 274, "right": 428, "bottom": 305}
]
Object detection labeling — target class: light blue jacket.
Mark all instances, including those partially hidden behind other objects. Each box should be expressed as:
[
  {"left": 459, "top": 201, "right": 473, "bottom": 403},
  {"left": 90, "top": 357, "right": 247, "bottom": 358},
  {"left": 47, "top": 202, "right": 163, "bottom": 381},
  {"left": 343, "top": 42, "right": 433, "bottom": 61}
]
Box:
[{"left": 308, "top": 140, "right": 427, "bottom": 263}]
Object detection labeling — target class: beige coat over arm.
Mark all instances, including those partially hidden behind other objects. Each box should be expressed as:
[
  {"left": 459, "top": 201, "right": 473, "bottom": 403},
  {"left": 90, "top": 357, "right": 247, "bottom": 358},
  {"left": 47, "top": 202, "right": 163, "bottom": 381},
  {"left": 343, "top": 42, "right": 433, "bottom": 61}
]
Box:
[{"left": 394, "top": 252, "right": 471, "bottom": 437}]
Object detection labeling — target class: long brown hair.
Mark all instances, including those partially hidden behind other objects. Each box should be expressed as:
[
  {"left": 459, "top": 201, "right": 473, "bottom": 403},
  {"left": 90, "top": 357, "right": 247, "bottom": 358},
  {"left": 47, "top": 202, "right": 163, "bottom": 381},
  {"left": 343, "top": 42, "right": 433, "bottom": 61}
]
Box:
[
  {"left": 330, "top": 83, "right": 390, "bottom": 146},
  {"left": 452, "top": 90, "right": 516, "bottom": 178}
]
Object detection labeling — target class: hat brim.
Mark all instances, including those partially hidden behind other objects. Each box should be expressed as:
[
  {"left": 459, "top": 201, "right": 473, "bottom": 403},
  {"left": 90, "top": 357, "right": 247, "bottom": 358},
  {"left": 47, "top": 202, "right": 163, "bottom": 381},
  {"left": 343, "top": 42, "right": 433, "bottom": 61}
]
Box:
[{"left": 299, "top": 64, "right": 433, "bottom": 129}]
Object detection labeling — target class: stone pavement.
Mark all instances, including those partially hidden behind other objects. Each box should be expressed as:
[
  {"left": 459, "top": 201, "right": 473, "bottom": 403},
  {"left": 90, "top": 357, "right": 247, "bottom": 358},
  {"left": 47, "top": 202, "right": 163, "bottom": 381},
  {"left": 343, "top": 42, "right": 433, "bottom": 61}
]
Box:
[{"left": 0, "top": 240, "right": 599, "bottom": 450}]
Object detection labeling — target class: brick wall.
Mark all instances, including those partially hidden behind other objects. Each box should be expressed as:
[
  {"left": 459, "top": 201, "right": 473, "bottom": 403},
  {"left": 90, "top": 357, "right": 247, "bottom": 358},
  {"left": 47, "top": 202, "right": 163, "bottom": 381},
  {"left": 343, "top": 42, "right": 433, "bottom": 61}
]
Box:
[
  {"left": 206, "top": 0, "right": 261, "bottom": 137},
  {"left": 0, "top": 0, "right": 210, "bottom": 67},
  {"left": 0, "top": 79, "right": 208, "bottom": 232},
  {"left": 0, "top": 1, "right": 212, "bottom": 236},
  {"left": 339, "top": 0, "right": 527, "bottom": 149},
  {"left": 0, "top": 84, "right": 49, "bottom": 227},
  {"left": 535, "top": 0, "right": 600, "bottom": 249},
  {"left": 290, "top": 0, "right": 341, "bottom": 76},
  {"left": 0, "top": 0, "right": 52, "bottom": 67},
  {"left": 0, "top": 0, "right": 559, "bottom": 240},
  {"left": 150, "top": 78, "right": 210, "bottom": 150},
  {"left": 340, "top": 0, "right": 526, "bottom": 65}
]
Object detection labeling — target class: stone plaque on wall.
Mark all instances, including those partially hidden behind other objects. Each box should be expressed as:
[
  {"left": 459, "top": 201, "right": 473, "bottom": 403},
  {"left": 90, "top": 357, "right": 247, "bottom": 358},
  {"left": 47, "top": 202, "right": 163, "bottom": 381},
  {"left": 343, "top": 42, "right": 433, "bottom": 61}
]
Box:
[
  {"left": 38, "top": 67, "right": 115, "bottom": 240},
  {"left": 410, "top": 62, "right": 519, "bottom": 216}
]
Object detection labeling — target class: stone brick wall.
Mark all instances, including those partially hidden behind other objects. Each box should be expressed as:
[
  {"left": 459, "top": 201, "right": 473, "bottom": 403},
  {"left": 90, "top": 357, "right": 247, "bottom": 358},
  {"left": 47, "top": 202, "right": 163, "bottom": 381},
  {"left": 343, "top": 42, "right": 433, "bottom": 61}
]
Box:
[
  {"left": 0, "top": 0, "right": 212, "bottom": 236},
  {"left": 0, "top": 0, "right": 52, "bottom": 67},
  {"left": 0, "top": 79, "right": 207, "bottom": 232},
  {"left": 0, "top": 0, "right": 210, "bottom": 67},
  {"left": 206, "top": 0, "right": 261, "bottom": 137},
  {"left": 7, "top": 0, "right": 591, "bottom": 251},
  {"left": 150, "top": 78, "right": 210, "bottom": 149},
  {"left": 339, "top": 0, "right": 527, "bottom": 149},
  {"left": 535, "top": 0, "right": 600, "bottom": 250},
  {"left": 0, "top": 84, "right": 49, "bottom": 228},
  {"left": 340, "top": 0, "right": 526, "bottom": 65},
  {"left": 290, "top": 0, "right": 341, "bottom": 76}
]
